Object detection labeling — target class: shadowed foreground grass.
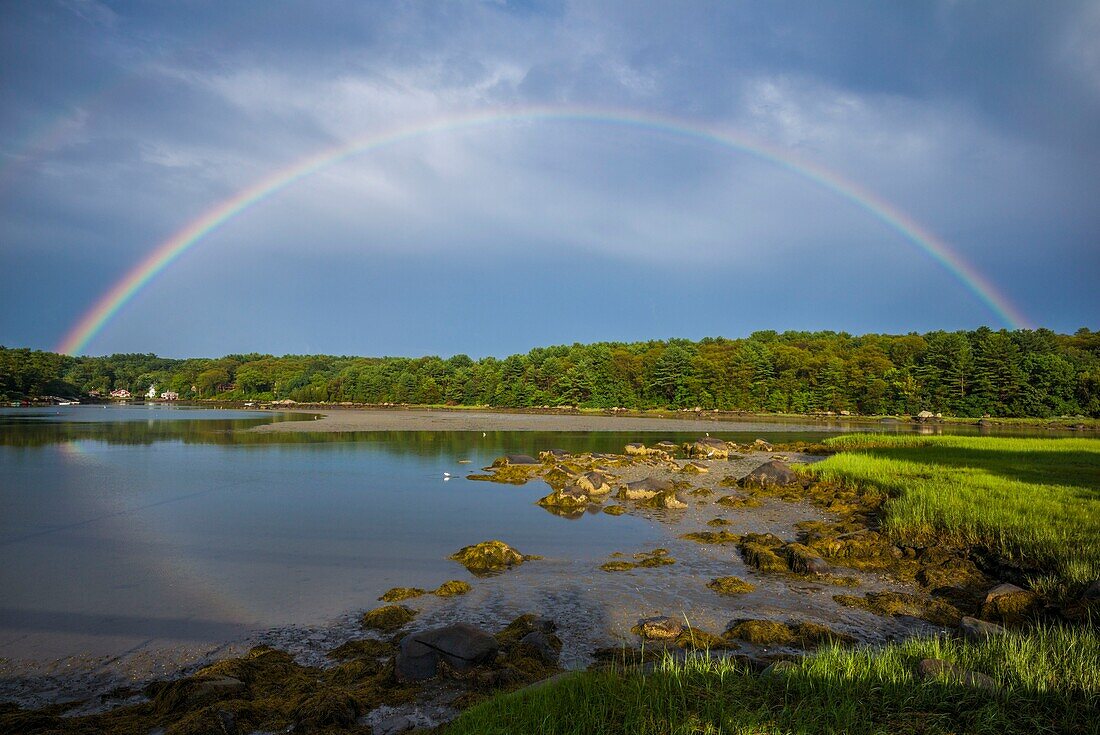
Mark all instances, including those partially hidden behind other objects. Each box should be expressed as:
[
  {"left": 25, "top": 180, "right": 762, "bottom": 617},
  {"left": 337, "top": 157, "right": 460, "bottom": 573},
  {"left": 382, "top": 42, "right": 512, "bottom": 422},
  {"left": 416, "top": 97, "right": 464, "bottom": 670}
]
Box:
[
  {"left": 446, "top": 626, "right": 1099, "bottom": 735},
  {"left": 807, "top": 435, "right": 1100, "bottom": 589}
]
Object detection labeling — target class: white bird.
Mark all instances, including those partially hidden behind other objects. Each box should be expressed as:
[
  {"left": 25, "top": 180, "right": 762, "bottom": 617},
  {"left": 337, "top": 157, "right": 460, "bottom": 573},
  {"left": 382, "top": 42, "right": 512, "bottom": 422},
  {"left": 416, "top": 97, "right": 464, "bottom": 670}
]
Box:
[
  {"left": 443, "top": 472, "right": 452, "bottom": 478},
  {"left": 482, "top": 432, "right": 487, "bottom": 437},
  {"left": 705, "top": 432, "right": 710, "bottom": 437}
]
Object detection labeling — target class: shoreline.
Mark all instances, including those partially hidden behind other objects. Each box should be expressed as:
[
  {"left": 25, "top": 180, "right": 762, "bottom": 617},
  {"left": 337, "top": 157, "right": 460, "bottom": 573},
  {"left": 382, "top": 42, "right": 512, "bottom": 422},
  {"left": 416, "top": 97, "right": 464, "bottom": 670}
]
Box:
[{"left": 245, "top": 405, "right": 1099, "bottom": 434}]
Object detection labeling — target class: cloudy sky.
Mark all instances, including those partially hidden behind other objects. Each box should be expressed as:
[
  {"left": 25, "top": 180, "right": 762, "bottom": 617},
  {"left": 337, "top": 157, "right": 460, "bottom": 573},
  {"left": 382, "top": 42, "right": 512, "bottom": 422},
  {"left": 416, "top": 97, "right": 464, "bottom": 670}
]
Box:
[{"left": 1, "top": 1, "right": 1097, "bottom": 357}]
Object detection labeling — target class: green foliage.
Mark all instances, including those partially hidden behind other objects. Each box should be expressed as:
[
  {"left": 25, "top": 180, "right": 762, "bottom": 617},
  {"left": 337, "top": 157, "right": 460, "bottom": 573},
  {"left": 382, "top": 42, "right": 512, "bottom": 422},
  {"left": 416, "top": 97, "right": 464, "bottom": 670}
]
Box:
[
  {"left": 813, "top": 435, "right": 1100, "bottom": 586},
  {"left": 447, "top": 626, "right": 1099, "bottom": 735},
  {"left": 3, "top": 327, "right": 1099, "bottom": 415}
]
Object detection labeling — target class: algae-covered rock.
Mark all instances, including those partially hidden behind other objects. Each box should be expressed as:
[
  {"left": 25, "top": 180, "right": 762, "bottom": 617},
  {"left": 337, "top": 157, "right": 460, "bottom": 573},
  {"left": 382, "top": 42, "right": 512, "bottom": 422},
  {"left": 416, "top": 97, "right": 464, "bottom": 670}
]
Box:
[
  {"left": 434, "top": 580, "right": 472, "bottom": 596},
  {"left": 633, "top": 616, "right": 684, "bottom": 640},
  {"left": 536, "top": 485, "right": 590, "bottom": 511},
  {"left": 292, "top": 688, "right": 361, "bottom": 730},
  {"left": 681, "top": 530, "right": 741, "bottom": 545},
  {"left": 784, "top": 543, "right": 830, "bottom": 575},
  {"left": 625, "top": 442, "right": 649, "bottom": 456},
  {"left": 493, "top": 454, "right": 540, "bottom": 466},
  {"left": 362, "top": 605, "right": 417, "bottom": 632},
  {"left": 640, "top": 489, "right": 688, "bottom": 510},
  {"left": 979, "top": 583, "right": 1039, "bottom": 624},
  {"left": 725, "top": 620, "right": 795, "bottom": 646},
  {"left": 716, "top": 493, "right": 763, "bottom": 508},
  {"left": 449, "top": 540, "right": 537, "bottom": 576},
  {"left": 600, "top": 560, "right": 636, "bottom": 572},
  {"left": 707, "top": 576, "right": 755, "bottom": 595},
  {"left": 739, "top": 540, "right": 790, "bottom": 573},
  {"left": 379, "top": 587, "right": 426, "bottom": 602},
  {"left": 618, "top": 476, "right": 672, "bottom": 500},
  {"left": 637, "top": 554, "right": 676, "bottom": 567},
  {"left": 706, "top": 517, "right": 733, "bottom": 527},
  {"left": 602, "top": 504, "right": 626, "bottom": 516},
  {"left": 834, "top": 591, "right": 962, "bottom": 626},
  {"left": 681, "top": 461, "right": 709, "bottom": 474},
  {"left": 674, "top": 628, "right": 732, "bottom": 651},
  {"left": 740, "top": 460, "right": 797, "bottom": 487},
  {"left": 793, "top": 622, "right": 855, "bottom": 647},
  {"left": 575, "top": 471, "right": 613, "bottom": 495}
]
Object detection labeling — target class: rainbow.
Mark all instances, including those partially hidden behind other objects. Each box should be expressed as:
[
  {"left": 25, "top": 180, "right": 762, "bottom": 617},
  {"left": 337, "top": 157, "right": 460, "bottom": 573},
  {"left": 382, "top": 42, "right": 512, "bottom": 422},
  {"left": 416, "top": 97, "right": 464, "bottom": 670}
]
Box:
[{"left": 56, "top": 106, "right": 1031, "bottom": 355}]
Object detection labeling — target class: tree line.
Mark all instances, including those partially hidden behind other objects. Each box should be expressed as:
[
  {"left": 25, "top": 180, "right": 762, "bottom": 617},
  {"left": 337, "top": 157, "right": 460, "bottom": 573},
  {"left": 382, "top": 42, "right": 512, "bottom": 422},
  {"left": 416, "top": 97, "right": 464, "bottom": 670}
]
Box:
[{"left": 2, "top": 328, "right": 1098, "bottom": 417}]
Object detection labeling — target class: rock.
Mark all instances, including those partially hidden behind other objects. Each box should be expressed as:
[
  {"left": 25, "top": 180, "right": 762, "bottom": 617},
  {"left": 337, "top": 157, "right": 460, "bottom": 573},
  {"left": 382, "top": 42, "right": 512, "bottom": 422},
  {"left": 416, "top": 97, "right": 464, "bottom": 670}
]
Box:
[
  {"left": 725, "top": 620, "right": 794, "bottom": 646},
  {"left": 784, "top": 543, "right": 830, "bottom": 575},
  {"left": 915, "top": 658, "right": 996, "bottom": 690},
  {"left": 633, "top": 616, "right": 684, "bottom": 640},
  {"left": 362, "top": 605, "right": 417, "bottom": 632},
  {"left": 380, "top": 587, "right": 426, "bottom": 602},
  {"left": 959, "top": 616, "right": 1007, "bottom": 641},
  {"left": 537, "top": 486, "right": 590, "bottom": 510},
  {"left": 503, "top": 454, "right": 540, "bottom": 465},
  {"left": 739, "top": 540, "right": 789, "bottom": 573},
  {"left": 979, "top": 583, "right": 1039, "bottom": 623},
  {"left": 740, "top": 460, "right": 798, "bottom": 487},
  {"left": 395, "top": 623, "right": 500, "bottom": 682},
  {"left": 833, "top": 591, "right": 961, "bottom": 627},
  {"left": 686, "top": 437, "right": 730, "bottom": 459},
  {"left": 518, "top": 631, "right": 560, "bottom": 665},
  {"left": 618, "top": 476, "right": 671, "bottom": 500},
  {"left": 916, "top": 411, "right": 935, "bottom": 421},
  {"left": 575, "top": 471, "right": 612, "bottom": 495},
  {"left": 752, "top": 438, "right": 773, "bottom": 451},
  {"left": 449, "top": 540, "right": 536, "bottom": 576},
  {"left": 793, "top": 622, "right": 856, "bottom": 647},
  {"left": 1082, "top": 581, "right": 1100, "bottom": 602},
  {"left": 624, "top": 443, "right": 649, "bottom": 456},
  {"left": 433, "top": 580, "right": 472, "bottom": 596},
  {"left": 680, "top": 461, "right": 709, "bottom": 474},
  {"left": 707, "top": 576, "right": 755, "bottom": 595},
  {"left": 539, "top": 449, "right": 571, "bottom": 461},
  {"left": 654, "top": 441, "right": 680, "bottom": 453},
  {"left": 641, "top": 490, "right": 688, "bottom": 509},
  {"left": 602, "top": 504, "right": 626, "bottom": 516}
]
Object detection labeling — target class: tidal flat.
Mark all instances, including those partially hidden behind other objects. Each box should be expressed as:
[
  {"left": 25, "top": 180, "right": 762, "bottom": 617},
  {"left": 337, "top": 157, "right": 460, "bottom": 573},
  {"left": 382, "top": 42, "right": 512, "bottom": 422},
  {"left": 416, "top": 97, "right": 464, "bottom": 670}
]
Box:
[{"left": 1, "top": 407, "right": 1097, "bottom": 733}]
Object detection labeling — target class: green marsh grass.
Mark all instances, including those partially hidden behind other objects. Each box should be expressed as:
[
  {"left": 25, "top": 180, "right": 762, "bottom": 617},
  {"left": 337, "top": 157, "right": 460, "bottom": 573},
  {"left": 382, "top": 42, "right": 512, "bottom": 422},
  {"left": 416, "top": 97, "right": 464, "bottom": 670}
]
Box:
[
  {"left": 809, "top": 435, "right": 1100, "bottom": 588},
  {"left": 447, "top": 626, "right": 1099, "bottom": 734}
]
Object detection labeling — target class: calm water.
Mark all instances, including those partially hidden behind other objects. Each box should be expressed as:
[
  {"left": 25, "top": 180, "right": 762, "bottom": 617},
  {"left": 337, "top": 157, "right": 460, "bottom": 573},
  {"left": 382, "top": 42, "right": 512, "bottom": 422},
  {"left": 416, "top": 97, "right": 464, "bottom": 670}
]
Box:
[{"left": 0, "top": 405, "right": 1067, "bottom": 663}]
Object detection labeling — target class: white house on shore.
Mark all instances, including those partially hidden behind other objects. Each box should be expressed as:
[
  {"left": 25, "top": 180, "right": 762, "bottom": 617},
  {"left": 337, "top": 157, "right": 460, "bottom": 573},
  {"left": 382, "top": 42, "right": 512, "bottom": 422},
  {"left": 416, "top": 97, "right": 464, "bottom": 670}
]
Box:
[
  {"left": 109, "top": 389, "right": 131, "bottom": 399},
  {"left": 160, "top": 391, "right": 179, "bottom": 401}
]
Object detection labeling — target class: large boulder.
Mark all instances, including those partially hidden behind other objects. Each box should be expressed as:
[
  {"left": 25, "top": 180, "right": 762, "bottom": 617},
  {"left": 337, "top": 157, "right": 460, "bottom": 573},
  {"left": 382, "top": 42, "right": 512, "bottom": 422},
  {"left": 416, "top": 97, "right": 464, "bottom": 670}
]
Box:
[
  {"left": 686, "top": 437, "right": 730, "bottom": 459},
  {"left": 740, "top": 460, "right": 798, "bottom": 488},
  {"left": 394, "top": 623, "right": 499, "bottom": 682},
  {"left": 784, "top": 543, "right": 830, "bottom": 575}
]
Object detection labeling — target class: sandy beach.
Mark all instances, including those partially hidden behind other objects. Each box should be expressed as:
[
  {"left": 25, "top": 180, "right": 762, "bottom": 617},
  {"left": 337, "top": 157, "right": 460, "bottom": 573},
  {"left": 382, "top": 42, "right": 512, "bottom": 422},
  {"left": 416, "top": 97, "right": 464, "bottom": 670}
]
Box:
[{"left": 251, "top": 408, "right": 850, "bottom": 434}]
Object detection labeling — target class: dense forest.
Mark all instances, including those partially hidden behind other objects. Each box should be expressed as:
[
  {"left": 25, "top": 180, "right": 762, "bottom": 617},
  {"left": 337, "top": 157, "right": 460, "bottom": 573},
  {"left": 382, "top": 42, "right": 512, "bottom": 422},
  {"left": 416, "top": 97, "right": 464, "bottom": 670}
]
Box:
[{"left": 2, "top": 328, "right": 1099, "bottom": 417}]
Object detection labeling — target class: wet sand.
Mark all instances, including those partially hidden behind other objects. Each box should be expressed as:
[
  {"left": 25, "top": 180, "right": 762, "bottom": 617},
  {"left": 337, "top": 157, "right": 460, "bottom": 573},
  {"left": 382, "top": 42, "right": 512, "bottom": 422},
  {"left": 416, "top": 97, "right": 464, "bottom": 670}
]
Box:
[{"left": 252, "top": 408, "right": 856, "bottom": 434}]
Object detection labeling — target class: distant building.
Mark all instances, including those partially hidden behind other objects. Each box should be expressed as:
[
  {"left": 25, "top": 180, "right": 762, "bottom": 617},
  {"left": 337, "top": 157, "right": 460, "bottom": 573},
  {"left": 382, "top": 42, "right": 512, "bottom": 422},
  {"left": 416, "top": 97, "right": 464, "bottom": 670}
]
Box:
[
  {"left": 146, "top": 384, "right": 158, "bottom": 399},
  {"left": 160, "top": 391, "right": 179, "bottom": 401},
  {"left": 109, "top": 389, "right": 132, "bottom": 399}
]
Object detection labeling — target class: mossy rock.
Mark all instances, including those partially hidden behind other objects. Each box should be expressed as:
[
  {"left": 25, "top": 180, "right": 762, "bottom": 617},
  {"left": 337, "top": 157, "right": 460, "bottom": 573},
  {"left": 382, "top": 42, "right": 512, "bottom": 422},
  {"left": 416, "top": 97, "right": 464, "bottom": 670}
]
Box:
[
  {"left": 536, "top": 487, "right": 590, "bottom": 510},
  {"left": 739, "top": 542, "right": 790, "bottom": 573},
  {"left": 717, "top": 493, "right": 763, "bottom": 508},
  {"left": 603, "top": 504, "right": 627, "bottom": 516},
  {"left": 600, "top": 561, "right": 637, "bottom": 572},
  {"left": 327, "top": 638, "right": 393, "bottom": 662},
  {"left": 725, "top": 620, "right": 795, "bottom": 646},
  {"left": 379, "top": 587, "right": 426, "bottom": 602},
  {"left": 784, "top": 543, "right": 830, "bottom": 575},
  {"left": 834, "top": 591, "right": 962, "bottom": 627},
  {"left": 637, "top": 555, "right": 676, "bottom": 568},
  {"left": 681, "top": 530, "right": 741, "bottom": 545},
  {"left": 361, "top": 605, "right": 417, "bottom": 632},
  {"left": 674, "top": 628, "right": 732, "bottom": 650},
  {"left": 793, "top": 621, "right": 856, "bottom": 647},
  {"left": 434, "top": 580, "right": 473, "bottom": 596},
  {"left": 707, "top": 576, "right": 755, "bottom": 595},
  {"left": 640, "top": 489, "right": 688, "bottom": 509},
  {"left": 681, "top": 462, "right": 709, "bottom": 474},
  {"left": 291, "top": 688, "right": 361, "bottom": 730},
  {"left": 979, "top": 583, "right": 1040, "bottom": 624},
  {"left": 706, "top": 517, "right": 733, "bottom": 527},
  {"left": 449, "top": 540, "right": 538, "bottom": 576}
]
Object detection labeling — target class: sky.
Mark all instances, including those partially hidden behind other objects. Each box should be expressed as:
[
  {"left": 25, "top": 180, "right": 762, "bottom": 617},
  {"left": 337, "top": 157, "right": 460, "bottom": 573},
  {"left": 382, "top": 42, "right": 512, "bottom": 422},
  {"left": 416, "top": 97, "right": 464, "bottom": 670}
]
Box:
[{"left": 1, "top": 1, "right": 1097, "bottom": 358}]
